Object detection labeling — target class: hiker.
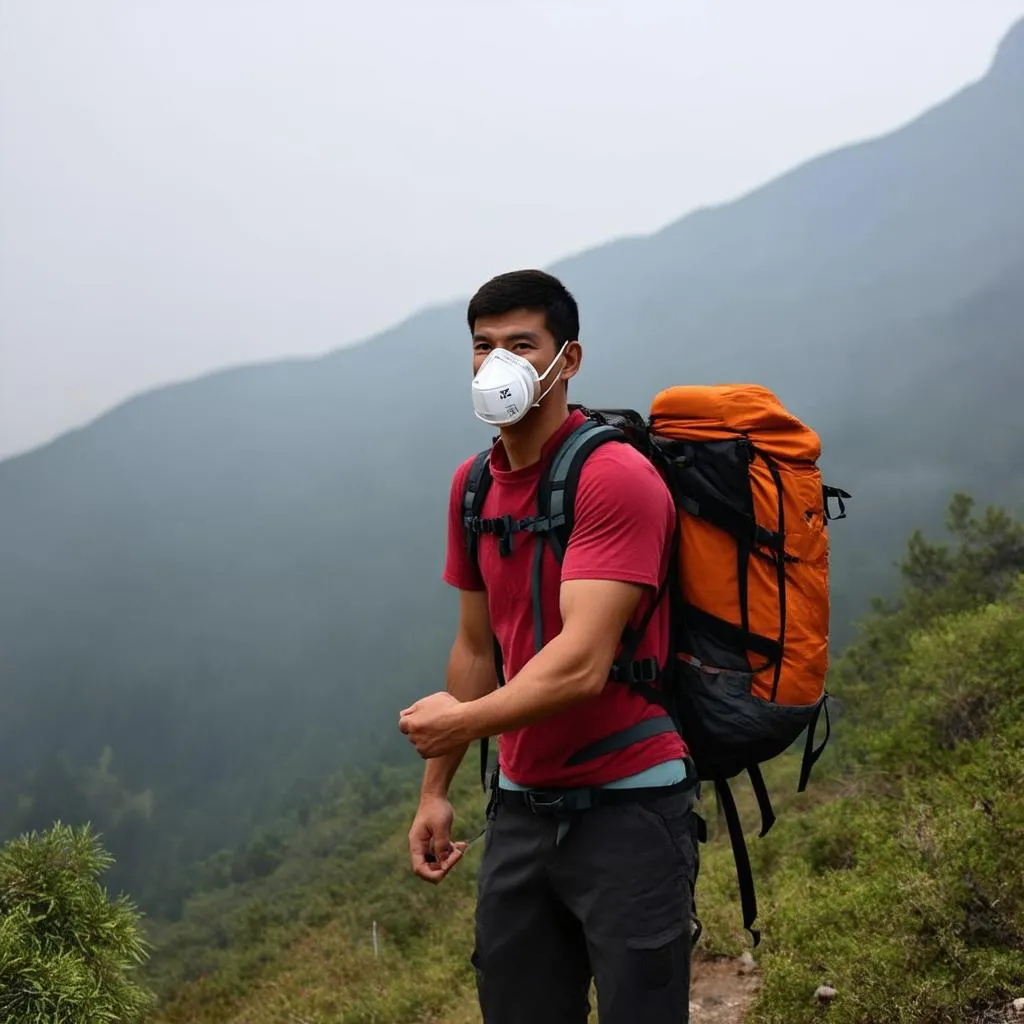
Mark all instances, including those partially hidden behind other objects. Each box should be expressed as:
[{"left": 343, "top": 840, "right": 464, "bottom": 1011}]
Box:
[{"left": 399, "top": 269, "right": 699, "bottom": 1023}]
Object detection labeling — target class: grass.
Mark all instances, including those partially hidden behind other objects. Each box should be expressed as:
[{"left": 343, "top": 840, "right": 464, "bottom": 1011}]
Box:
[{"left": 743, "top": 583, "right": 1024, "bottom": 1023}]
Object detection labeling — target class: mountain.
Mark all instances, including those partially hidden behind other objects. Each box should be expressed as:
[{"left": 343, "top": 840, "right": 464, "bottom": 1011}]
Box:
[{"left": 2, "top": 19, "right": 1023, "bottom": 913}]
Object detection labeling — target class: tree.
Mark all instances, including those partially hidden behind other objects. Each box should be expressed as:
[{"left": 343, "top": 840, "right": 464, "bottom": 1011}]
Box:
[
  {"left": 0, "top": 822, "right": 156, "bottom": 1023},
  {"left": 899, "top": 491, "right": 1024, "bottom": 607},
  {"left": 834, "top": 492, "right": 1024, "bottom": 729}
]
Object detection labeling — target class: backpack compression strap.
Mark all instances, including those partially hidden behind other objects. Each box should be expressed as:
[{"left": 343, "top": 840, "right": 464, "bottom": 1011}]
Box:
[{"left": 714, "top": 775, "right": 763, "bottom": 946}]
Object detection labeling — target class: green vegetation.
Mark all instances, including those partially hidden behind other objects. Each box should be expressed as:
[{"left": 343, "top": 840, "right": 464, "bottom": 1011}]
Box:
[
  {"left": 748, "top": 595, "right": 1024, "bottom": 1022},
  {"left": 129, "top": 494, "right": 1024, "bottom": 1023},
  {"left": 143, "top": 763, "right": 487, "bottom": 1023},
  {"left": 0, "top": 822, "right": 156, "bottom": 1024}
]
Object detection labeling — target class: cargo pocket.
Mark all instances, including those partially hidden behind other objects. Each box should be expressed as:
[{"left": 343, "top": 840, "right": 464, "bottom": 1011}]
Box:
[
  {"left": 626, "top": 921, "right": 686, "bottom": 989},
  {"left": 635, "top": 791, "right": 698, "bottom": 872}
]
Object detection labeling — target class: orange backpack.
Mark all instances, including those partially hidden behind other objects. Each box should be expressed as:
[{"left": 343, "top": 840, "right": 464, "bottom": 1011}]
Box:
[
  {"left": 648, "top": 383, "right": 840, "bottom": 762},
  {"left": 462, "top": 383, "right": 850, "bottom": 944}
]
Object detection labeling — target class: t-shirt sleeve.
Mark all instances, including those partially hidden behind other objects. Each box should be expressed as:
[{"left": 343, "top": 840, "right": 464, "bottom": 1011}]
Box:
[
  {"left": 442, "top": 458, "right": 486, "bottom": 591},
  {"left": 560, "top": 447, "right": 675, "bottom": 590}
]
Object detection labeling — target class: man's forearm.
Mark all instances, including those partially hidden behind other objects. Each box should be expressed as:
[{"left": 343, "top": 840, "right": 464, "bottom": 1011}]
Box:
[
  {"left": 458, "top": 630, "right": 607, "bottom": 742},
  {"left": 420, "top": 638, "right": 497, "bottom": 798}
]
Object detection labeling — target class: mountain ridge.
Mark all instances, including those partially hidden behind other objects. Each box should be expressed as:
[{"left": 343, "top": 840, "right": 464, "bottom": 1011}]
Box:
[{"left": 5, "top": 18, "right": 1020, "bottom": 469}]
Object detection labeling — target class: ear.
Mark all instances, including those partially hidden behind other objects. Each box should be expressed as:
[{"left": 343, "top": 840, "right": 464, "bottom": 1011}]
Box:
[{"left": 560, "top": 340, "right": 583, "bottom": 384}]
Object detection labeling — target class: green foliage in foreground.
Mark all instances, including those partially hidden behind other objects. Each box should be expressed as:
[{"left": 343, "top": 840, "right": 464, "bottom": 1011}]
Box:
[
  {"left": 746, "top": 577, "right": 1024, "bottom": 1023},
  {"left": 0, "top": 822, "right": 156, "bottom": 1024}
]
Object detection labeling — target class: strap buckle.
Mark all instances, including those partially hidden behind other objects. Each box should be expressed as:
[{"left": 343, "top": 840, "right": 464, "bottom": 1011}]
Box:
[
  {"left": 525, "top": 789, "right": 569, "bottom": 816},
  {"left": 634, "top": 659, "right": 660, "bottom": 684},
  {"left": 611, "top": 657, "right": 661, "bottom": 684},
  {"left": 517, "top": 513, "right": 565, "bottom": 534}
]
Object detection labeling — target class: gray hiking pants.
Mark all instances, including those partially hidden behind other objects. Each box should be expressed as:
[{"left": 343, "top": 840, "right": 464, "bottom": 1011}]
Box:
[{"left": 471, "top": 782, "right": 700, "bottom": 1024}]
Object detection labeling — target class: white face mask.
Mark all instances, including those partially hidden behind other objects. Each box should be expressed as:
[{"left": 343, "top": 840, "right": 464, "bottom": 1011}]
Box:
[{"left": 471, "top": 342, "right": 569, "bottom": 427}]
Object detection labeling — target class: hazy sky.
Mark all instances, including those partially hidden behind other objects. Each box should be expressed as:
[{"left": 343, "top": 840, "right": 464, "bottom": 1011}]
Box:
[{"left": 2, "top": 0, "right": 1023, "bottom": 460}]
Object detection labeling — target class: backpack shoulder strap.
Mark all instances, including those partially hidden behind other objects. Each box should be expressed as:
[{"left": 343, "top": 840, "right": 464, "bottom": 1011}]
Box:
[
  {"left": 538, "top": 418, "right": 626, "bottom": 565},
  {"left": 548, "top": 414, "right": 681, "bottom": 772},
  {"left": 541, "top": 415, "right": 674, "bottom": 672},
  {"left": 527, "top": 419, "right": 627, "bottom": 654},
  {"left": 460, "top": 448, "right": 504, "bottom": 791},
  {"left": 462, "top": 448, "right": 494, "bottom": 565}
]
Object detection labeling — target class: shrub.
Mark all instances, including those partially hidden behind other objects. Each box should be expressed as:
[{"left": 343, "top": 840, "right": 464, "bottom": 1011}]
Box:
[{"left": 0, "top": 822, "right": 156, "bottom": 1023}]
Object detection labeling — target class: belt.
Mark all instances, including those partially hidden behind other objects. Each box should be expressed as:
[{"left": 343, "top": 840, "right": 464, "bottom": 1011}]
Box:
[{"left": 492, "top": 777, "right": 694, "bottom": 818}]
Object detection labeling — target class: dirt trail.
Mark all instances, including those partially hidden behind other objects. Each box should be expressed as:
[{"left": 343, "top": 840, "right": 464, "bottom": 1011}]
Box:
[{"left": 688, "top": 952, "right": 762, "bottom": 1024}]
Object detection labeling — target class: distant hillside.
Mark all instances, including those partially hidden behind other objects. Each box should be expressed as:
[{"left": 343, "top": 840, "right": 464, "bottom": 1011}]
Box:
[{"left": 1, "top": 19, "right": 1022, "bottom": 914}]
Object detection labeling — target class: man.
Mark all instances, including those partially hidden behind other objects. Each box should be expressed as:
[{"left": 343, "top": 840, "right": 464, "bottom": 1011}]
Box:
[{"left": 399, "top": 269, "right": 698, "bottom": 1023}]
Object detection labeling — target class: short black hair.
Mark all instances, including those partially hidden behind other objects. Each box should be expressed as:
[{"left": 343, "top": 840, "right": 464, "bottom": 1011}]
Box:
[{"left": 467, "top": 269, "right": 580, "bottom": 346}]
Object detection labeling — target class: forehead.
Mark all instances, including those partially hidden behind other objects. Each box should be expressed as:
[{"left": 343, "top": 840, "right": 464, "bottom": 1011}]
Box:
[{"left": 471, "top": 308, "right": 551, "bottom": 343}]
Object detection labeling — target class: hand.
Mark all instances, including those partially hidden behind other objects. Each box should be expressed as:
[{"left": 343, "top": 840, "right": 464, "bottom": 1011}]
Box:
[
  {"left": 398, "top": 691, "right": 468, "bottom": 759},
  {"left": 408, "top": 794, "right": 468, "bottom": 884}
]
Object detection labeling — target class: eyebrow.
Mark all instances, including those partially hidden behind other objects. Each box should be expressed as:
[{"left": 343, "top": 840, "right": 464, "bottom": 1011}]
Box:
[{"left": 472, "top": 331, "right": 541, "bottom": 344}]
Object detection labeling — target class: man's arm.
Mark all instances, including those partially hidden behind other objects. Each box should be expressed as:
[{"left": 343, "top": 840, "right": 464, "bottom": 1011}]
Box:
[
  {"left": 455, "top": 448, "right": 674, "bottom": 744},
  {"left": 457, "top": 577, "right": 642, "bottom": 740},
  {"left": 420, "top": 588, "right": 498, "bottom": 798},
  {"left": 400, "top": 447, "right": 674, "bottom": 762}
]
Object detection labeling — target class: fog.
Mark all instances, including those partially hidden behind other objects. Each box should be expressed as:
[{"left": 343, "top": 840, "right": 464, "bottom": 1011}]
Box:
[{"left": 2, "top": 0, "right": 1022, "bottom": 459}]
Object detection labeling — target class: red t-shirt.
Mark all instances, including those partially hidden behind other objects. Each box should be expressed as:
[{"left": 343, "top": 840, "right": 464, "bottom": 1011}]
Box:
[{"left": 443, "top": 409, "right": 687, "bottom": 787}]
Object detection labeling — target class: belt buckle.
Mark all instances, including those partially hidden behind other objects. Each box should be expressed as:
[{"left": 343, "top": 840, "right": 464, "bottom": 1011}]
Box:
[{"left": 525, "top": 789, "right": 566, "bottom": 816}]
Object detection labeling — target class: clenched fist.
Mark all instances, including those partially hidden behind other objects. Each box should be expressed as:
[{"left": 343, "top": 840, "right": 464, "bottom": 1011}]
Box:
[{"left": 398, "top": 691, "right": 468, "bottom": 759}]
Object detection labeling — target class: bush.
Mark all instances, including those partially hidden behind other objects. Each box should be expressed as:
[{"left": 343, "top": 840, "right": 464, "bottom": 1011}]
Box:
[{"left": 0, "top": 822, "right": 156, "bottom": 1023}]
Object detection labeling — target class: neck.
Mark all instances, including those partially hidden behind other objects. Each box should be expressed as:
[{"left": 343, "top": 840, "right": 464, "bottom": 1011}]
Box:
[{"left": 499, "top": 395, "right": 572, "bottom": 471}]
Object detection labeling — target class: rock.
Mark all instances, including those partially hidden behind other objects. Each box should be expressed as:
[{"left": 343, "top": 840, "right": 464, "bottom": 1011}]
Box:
[
  {"left": 737, "top": 951, "right": 757, "bottom": 975},
  {"left": 813, "top": 984, "right": 838, "bottom": 1005},
  {"left": 1010, "top": 995, "right": 1024, "bottom": 1015}
]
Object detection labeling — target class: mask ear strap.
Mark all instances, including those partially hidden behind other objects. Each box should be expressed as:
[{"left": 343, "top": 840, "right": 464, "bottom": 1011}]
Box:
[{"left": 532, "top": 341, "right": 570, "bottom": 407}]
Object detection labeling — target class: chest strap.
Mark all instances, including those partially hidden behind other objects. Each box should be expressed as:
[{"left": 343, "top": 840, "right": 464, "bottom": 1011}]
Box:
[{"left": 463, "top": 512, "right": 566, "bottom": 557}]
